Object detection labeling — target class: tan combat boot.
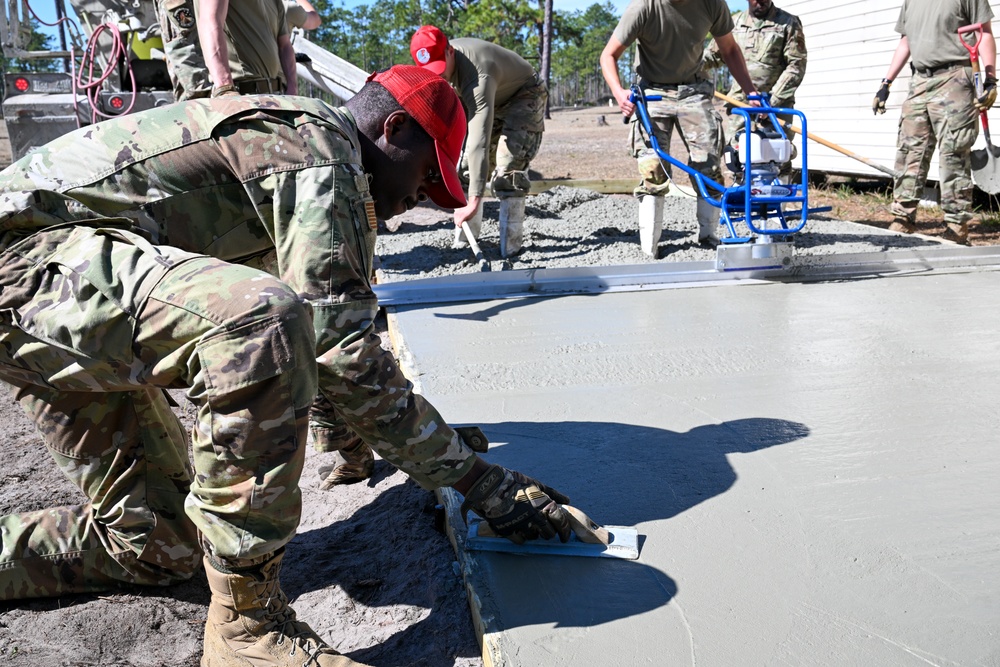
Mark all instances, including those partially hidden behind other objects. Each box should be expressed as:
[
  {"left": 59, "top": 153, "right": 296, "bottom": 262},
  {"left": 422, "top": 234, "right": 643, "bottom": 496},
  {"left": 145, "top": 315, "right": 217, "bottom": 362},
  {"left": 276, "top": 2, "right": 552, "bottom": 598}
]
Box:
[
  {"left": 318, "top": 439, "right": 374, "bottom": 490},
  {"left": 202, "top": 551, "right": 366, "bottom": 667}
]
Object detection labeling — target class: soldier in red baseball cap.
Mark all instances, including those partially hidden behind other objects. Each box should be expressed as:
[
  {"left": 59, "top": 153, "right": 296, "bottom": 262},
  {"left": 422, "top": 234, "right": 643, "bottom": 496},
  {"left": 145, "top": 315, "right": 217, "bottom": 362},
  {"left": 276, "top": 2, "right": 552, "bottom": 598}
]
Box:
[
  {"left": 410, "top": 25, "right": 548, "bottom": 258},
  {"left": 0, "top": 63, "right": 579, "bottom": 666},
  {"left": 365, "top": 65, "right": 467, "bottom": 212}
]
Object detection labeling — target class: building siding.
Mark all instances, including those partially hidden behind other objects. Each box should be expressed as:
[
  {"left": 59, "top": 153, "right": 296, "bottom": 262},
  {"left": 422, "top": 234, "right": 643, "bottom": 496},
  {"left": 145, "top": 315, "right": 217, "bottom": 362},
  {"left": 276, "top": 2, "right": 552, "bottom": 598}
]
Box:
[{"left": 780, "top": 0, "right": 1000, "bottom": 181}]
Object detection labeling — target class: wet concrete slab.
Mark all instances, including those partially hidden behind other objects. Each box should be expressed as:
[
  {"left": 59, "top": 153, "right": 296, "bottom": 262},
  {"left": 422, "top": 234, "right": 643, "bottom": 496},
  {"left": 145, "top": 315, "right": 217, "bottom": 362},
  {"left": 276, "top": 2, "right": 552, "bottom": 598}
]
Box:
[{"left": 389, "top": 268, "right": 1000, "bottom": 666}]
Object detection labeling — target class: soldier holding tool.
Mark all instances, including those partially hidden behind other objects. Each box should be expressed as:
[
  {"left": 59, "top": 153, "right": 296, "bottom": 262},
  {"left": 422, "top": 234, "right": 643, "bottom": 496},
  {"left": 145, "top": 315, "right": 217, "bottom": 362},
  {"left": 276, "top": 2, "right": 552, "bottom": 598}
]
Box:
[
  {"left": 0, "top": 65, "right": 577, "bottom": 666},
  {"left": 410, "top": 25, "right": 547, "bottom": 258},
  {"left": 157, "top": 0, "right": 298, "bottom": 100},
  {"left": 873, "top": 0, "right": 996, "bottom": 245},
  {"left": 600, "top": 0, "right": 760, "bottom": 255},
  {"left": 703, "top": 0, "right": 807, "bottom": 147}
]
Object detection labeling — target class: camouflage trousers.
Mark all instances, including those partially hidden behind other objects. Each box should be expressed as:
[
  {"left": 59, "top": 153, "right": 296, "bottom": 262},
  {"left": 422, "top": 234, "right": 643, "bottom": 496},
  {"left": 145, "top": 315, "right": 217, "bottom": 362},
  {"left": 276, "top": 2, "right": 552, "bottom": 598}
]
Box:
[
  {"left": 309, "top": 392, "right": 364, "bottom": 453},
  {"left": 629, "top": 79, "right": 724, "bottom": 199},
  {"left": 460, "top": 78, "right": 547, "bottom": 198},
  {"left": 156, "top": 0, "right": 212, "bottom": 101},
  {"left": 0, "top": 225, "right": 317, "bottom": 599},
  {"left": 893, "top": 66, "right": 978, "bottom": 226}
]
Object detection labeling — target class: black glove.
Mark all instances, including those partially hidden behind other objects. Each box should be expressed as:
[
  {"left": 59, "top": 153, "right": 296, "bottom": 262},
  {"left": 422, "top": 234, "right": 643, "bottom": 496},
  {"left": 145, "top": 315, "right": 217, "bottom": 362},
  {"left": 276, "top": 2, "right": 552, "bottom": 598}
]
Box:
[
  {"left": 872, "top": 78, "right": 891, "bottom": 115},
  {"left": 977, "top": 75, "right": 997, "bottom": 111},
  {"left": 460, "top": 464, "right": 572, "bottom": 545}
]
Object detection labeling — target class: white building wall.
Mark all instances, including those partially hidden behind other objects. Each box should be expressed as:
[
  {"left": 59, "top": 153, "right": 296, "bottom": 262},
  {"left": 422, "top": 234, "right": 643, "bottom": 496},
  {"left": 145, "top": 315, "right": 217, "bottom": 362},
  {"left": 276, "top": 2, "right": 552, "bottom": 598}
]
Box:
[{"left": 781, "top": 0, "right": 1000, "bottom": 181}]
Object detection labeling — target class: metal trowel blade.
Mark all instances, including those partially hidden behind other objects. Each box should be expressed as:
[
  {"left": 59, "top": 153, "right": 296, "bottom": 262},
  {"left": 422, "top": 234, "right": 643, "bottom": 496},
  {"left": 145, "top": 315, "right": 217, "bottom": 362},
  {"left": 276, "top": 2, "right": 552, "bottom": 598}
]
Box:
[{"left": 465, "top": 518, "right": 640, "bottom": 560}]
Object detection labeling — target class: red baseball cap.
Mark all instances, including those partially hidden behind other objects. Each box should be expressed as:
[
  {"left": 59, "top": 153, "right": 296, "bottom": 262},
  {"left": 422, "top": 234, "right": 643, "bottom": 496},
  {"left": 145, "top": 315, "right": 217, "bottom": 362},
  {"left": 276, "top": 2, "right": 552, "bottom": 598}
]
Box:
[
  {"left": 410, "top": 25, "right": 449, "bottom": 76},
  {"left": 368, "top": 65, "right": 467, "bottom": 209}
]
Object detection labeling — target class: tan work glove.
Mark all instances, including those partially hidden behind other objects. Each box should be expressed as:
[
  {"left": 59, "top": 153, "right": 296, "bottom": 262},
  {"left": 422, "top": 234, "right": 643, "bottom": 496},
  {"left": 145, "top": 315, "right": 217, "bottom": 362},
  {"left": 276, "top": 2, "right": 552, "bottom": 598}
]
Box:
[
  {"left": 460, "top": 464, "right": 572, "bottom": 545},
  {"left": 977, "top": 76, "right": 998, "bottom": 111}
]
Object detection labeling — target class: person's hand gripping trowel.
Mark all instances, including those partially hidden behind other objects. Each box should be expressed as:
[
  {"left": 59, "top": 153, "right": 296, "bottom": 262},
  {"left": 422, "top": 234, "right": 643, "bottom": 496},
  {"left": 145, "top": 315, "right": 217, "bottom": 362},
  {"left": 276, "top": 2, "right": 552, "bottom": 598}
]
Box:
[{"left": 458, "top": 463, "right": 631, "bottom": 555}]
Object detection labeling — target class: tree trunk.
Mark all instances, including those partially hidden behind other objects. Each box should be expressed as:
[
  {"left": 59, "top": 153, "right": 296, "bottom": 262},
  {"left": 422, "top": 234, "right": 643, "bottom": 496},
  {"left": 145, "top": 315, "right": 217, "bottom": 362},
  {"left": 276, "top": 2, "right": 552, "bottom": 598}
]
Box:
[{"left": 540, "top": 0, "right": 553, "bottom": 119}]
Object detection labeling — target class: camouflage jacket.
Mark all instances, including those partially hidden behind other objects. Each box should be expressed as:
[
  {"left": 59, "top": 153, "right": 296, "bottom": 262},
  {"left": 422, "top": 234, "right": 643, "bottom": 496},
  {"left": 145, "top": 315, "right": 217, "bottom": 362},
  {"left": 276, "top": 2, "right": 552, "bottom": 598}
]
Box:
[
  {"left": 705, "top": 5, "right": 807, "bottom": 108},
  {"left": 0, "top": 96, "right": 476, "bottom": 490}
]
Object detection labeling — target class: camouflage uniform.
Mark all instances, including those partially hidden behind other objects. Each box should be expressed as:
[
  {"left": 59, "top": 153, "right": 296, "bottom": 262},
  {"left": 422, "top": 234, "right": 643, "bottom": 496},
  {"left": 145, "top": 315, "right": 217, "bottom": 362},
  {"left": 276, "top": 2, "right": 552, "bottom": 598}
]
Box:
[
  {"left": 628, "top": 80, "right": 725, "bottom": 197},
  {"left": 0, "top": 96, "right": 477, "bottom": 599},
  {"left": 888, "top": 0, "right": 993, "bottom": 230},
  {"left": 156, "top": 0, "right": 290, "bottom": 101},
  {"left": 448, "top": 38, "right": 546, "bottom": 198},
  {"left": 612, "top": 0, "right": 732, "bottom": 200},
  {"left": 893, "top": 66, "right": 979, "bottom": 227},
  {"left": 704, "top": 4, "right": 807, "bottom": 142}
]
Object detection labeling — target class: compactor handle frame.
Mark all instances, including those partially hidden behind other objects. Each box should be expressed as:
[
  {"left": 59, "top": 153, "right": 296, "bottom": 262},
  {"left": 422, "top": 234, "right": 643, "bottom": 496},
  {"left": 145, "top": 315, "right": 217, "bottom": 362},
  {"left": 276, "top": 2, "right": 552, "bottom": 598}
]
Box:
[{"left": 627, "top": 84, "right": 828, "bottom": 243}]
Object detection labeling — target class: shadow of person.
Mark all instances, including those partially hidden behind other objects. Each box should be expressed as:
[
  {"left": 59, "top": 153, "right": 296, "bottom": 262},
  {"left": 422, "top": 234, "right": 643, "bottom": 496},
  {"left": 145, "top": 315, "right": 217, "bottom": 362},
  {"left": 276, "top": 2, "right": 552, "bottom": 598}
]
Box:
[
  {"left": 475, "top": 417, "right": 810, "bottom": 526},
  {"left": 441, "top": 417, "right": 809, "bottom": 631},
  {"left": 286, "top": 416, "right": 807, "bottom": 652}
]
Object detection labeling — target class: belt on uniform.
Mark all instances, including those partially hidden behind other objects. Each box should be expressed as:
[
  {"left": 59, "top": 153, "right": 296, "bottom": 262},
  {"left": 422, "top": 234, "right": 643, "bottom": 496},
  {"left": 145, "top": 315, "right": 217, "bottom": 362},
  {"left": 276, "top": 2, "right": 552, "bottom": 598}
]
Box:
[
  {"left": 236, "top": 78, "right": 284, "bottom": 94},
  {"left": 639, "top": 81, "right": 680, "bottom": 91},
  {"left": 911, "top": 61, "right": 969, "bottom": 77}
]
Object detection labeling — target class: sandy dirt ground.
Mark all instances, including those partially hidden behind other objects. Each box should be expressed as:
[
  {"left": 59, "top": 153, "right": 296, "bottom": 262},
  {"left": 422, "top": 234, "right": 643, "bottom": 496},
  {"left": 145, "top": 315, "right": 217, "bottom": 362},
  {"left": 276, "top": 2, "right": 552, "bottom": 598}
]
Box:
[
  {"left": 0, "top": 103, "right": 969, "bottom": 666},
  {"left": 0, "top": 370, "right": 483, "bottom": 667}
]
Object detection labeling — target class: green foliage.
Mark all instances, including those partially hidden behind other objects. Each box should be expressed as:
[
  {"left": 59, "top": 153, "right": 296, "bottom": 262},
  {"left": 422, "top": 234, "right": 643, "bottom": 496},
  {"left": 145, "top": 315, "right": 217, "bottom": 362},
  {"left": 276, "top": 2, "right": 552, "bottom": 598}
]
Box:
[
  {"left": 307, "top": 0, "right": 621, "bottom": 104},
  {"left": 1, "top": 18, "right": 59, "bottom": 73},
  {"left": 550, "top": 2, "right": 621, "bottom": 105}
]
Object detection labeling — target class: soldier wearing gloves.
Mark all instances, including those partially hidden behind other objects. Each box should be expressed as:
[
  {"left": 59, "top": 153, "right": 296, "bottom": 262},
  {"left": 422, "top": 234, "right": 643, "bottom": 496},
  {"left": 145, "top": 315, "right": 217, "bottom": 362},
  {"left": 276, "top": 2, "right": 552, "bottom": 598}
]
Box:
[
  {"left": 410, "top": 25, "right": 547, "bottom": 258},
  {"left": 0, "top": 65, "right": 574, "bottom": 666},
  {"left": 873, "top": 0, "right": 996, "bottom": 245}
]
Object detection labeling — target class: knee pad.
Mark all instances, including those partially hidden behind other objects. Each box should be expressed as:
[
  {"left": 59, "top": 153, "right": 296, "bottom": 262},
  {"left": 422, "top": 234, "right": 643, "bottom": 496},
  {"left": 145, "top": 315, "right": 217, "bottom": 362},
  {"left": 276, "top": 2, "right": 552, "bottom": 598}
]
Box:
[
  {"left": 637, "top": 155, "right": 668, "bottom": 186},
  {"left": 491, "top": 170, "right": 532, "bottom": 197}
]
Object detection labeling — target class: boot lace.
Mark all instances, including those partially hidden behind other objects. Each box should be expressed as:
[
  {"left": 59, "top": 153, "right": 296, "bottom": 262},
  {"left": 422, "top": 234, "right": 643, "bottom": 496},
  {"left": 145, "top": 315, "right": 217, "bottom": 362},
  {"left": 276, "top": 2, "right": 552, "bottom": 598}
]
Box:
[{"left": 250, "top": 575, "right": 340, "bottom": 663}]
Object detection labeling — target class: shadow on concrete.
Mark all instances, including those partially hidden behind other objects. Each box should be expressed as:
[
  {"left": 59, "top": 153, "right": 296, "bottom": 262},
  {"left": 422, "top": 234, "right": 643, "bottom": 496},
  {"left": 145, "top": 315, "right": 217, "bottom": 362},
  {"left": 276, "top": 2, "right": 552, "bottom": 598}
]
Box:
[
  {"left": 286, "top": 417, "right": 808, "bottom": 644},
  {"left": 443, "top": 416, "right": 810, "bottom": 631},
  {"left": 476, "top": 417, "right": 810, "bottom": 526},
  {"left": 433, "top": 294, "right": 584, "bottom": 323}
]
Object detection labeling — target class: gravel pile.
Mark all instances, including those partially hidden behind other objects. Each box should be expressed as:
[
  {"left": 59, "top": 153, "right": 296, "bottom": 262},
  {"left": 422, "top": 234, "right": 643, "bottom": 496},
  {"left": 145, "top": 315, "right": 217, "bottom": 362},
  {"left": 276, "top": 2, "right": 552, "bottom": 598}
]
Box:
[{"left": 375, "top": 186, "right": 946, "bottom": 281}]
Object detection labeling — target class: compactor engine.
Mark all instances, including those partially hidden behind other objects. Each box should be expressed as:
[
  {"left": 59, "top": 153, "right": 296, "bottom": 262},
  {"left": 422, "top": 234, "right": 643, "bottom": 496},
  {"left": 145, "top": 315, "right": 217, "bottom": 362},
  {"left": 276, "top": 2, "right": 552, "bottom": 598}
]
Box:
[{"left": 724, "top": 121, "right": 796, "bottom": 194}]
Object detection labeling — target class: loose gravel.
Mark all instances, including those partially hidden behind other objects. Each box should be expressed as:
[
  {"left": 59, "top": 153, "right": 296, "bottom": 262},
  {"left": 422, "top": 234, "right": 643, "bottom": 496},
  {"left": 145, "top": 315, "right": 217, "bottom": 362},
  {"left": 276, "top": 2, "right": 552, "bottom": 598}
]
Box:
[{"left": 376, "top": 186, "right": 946, "bottom": 281}]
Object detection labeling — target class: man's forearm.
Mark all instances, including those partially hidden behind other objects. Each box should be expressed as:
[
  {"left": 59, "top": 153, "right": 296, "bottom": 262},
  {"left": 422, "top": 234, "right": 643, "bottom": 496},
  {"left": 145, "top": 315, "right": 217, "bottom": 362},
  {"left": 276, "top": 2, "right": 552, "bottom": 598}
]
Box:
[
  {"left": 882, "top": 37, "right": 910, "bottom": 83},
  {"left": 981, "top": 31, "right": 997, "bottom": 78},
  {"left": 197, "top": 0, "right": 234, "bottom": 88},
  {"left": 279, "top": 37, "right": 297, "bottom": 94}
]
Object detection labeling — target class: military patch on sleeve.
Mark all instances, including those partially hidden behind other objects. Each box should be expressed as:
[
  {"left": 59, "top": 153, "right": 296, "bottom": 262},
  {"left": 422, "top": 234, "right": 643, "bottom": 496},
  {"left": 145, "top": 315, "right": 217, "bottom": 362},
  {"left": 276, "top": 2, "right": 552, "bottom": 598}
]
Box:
[
  {"left": 354, "top": 172, "right": 370, "bottom": 194},
  {"left": 365, "top": 199, "right": 377, "bottom": 231}
]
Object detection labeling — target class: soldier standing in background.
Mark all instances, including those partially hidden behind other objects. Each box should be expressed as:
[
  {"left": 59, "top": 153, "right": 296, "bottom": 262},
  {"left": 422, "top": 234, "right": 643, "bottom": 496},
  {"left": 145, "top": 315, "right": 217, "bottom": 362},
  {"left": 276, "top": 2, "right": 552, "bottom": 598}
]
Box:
[
  {"left": 156, "top": 0, "right": 297, "bottom": 100},
  {"left": 600, "top": 0, "right": 759, "bottom": 256},
  {"left": 873, "top": 0, "right": 996, "bottom": 245},
  {"left": 704, "top": 0, "right": 807, "bottom": 148},
  {"left": 410, "top": 25, "right": 547, "bottom": 258},
  {"left": 0, "top": 65, "right": 577, "bottom": 665}
]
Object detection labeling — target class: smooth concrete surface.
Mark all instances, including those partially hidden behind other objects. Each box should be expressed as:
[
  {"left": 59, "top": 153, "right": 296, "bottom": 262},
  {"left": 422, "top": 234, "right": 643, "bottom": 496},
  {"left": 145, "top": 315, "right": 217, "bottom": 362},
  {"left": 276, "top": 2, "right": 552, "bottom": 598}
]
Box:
[{"left": 390, "top": 268, "right": 1000, "bottom": 667}]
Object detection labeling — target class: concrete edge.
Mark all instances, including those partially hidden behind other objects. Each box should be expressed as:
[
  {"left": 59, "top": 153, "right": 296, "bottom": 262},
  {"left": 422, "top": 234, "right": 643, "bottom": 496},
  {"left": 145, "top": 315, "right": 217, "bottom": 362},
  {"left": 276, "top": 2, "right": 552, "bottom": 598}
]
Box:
[{"left": 381, "top": 301, "right": 507, "bottom": 667}]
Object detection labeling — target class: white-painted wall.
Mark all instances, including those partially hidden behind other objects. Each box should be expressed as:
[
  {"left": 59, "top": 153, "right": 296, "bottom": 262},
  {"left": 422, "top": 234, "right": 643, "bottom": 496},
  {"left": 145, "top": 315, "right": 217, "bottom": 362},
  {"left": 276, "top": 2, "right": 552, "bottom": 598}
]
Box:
[{"left": 781, "top": 0, "right": 999, "bottom": 181}]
